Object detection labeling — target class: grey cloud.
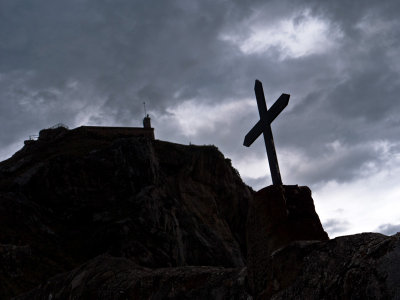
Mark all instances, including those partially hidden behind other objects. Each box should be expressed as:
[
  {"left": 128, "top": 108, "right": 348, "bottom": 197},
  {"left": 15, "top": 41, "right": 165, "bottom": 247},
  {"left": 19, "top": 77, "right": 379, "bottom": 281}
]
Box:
[
  {"left": 323, "top": 218, "right": 350, "bottom": 236},
  {"left": 242, "top": 176, "right": 268, "bottom": 191},
  {"left": 1, "top": 0, "right": 400, "bottom": 191},
  {"left": 376, "top": 223, "right": 400, "bottom": 236}
]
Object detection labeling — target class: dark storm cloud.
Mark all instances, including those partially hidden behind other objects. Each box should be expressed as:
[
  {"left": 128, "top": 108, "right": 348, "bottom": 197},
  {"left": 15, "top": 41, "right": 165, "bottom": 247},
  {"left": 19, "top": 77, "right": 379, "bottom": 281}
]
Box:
[
  {"left": 1, "top": 0, "right": 400, "bottom": 189},
  {"left": 376, "top": 223, "right": 400, "bottom": 236},
  {"left": 0, "top": 0, "right": 254, "bottom": 156},
  {"left": 0, "top": 0, "right": 254, "bottom": 148}
]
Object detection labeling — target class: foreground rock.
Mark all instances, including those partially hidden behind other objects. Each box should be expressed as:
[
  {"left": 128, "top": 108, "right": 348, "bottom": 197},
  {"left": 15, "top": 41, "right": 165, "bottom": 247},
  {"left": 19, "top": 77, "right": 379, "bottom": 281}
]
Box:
[
  {"left": 262, "top": 232, "right": 400, "bottom": 299},
  {"left": 15, "top": 256, "right": 249, "bottom": 300},
  {"left": 12, "top": 233, "right": 400, "bottom": 299}
]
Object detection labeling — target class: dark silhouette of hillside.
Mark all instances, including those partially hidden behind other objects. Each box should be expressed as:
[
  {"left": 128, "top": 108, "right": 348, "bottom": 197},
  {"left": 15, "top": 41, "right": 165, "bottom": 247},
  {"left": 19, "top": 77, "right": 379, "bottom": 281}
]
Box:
[{"left": 0, "top": 127, "right": 399, "bottom": 299}]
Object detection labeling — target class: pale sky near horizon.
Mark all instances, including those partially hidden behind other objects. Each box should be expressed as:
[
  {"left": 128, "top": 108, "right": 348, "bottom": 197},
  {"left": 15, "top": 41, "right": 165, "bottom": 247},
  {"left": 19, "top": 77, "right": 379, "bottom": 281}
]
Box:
[{"left": 1, "top": 0, "right": 400, "bottom": 238}]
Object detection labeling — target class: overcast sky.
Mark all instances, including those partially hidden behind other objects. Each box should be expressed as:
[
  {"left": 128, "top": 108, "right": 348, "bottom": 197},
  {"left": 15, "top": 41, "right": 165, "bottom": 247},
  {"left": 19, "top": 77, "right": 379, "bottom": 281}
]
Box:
[{"left": 1, "top": 0, "right": 400, "bottom": 237}]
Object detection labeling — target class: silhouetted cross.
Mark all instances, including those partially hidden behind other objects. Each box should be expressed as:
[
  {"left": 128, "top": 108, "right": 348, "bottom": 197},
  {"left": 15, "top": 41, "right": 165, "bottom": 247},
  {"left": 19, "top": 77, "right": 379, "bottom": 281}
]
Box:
[{"left": 243, "top": 80, "right": 290, "bottom": 185}]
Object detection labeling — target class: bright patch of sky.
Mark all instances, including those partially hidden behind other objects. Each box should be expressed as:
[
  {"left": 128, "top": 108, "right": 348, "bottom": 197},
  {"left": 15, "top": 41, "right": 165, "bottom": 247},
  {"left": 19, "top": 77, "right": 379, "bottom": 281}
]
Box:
[
  {"left": 221, "top": 9, "right": 343, "bottom": 59},
  {"left": 161, "top": 98, "right": 254, "bottom": 137},
  {"left": 314, "top": 159, "right": 400, "bottom": 238}
]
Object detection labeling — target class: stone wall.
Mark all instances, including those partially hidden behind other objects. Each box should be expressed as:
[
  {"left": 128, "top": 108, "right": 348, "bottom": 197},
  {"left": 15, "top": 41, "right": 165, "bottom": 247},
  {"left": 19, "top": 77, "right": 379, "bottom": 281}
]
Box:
[{"left": 76, "top": 126, "right": 155, "bottom": 139}]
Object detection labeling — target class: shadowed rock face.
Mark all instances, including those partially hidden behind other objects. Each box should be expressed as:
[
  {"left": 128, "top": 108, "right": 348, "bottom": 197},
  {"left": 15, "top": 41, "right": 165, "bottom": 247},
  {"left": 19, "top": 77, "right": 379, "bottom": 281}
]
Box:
[
  {"left": 14, "top": 233, "right": 400, "bottom": 300},
  {"left": 261, "top": 233, "right": 400, "bottom": 300},
  {"left": 247, "top": 185, "right": 329, "bottom": 297},
  {"left": 0, "top": 129, "right": 252, "bottom": 298}
]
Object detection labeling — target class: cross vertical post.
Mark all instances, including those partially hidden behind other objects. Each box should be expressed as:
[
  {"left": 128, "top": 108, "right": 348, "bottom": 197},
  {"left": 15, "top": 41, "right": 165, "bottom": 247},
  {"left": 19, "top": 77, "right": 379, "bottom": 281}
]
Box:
[
  {"left": 243, "top": 80, "right": 290, "bottom": 185},
  {"left": 254, "top": 80, "right": 282, "bottom": 185}
]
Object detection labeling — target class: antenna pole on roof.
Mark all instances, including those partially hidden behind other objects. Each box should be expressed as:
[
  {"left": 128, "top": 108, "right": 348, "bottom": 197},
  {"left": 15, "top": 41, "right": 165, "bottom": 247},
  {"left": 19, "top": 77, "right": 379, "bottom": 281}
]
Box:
[{"left": 143, "top": 102, "right": 147, "bottom": 117}]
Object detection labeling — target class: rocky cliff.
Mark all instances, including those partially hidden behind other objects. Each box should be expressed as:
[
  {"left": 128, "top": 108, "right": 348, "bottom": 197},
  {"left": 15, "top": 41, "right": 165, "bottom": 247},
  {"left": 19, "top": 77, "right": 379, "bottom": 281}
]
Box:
[
  {"left": 0, "top": 127, "right": 252, "bottom": 299},
  {"left": 1, "top": 127, "right": 399, "bottom": 299}
]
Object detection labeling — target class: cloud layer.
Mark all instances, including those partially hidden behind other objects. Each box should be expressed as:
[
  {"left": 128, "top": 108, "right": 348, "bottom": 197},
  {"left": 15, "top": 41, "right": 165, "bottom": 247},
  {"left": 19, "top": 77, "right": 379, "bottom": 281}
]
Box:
[{"left": 1, "top": 0, "right": 400, "bottom": 237}]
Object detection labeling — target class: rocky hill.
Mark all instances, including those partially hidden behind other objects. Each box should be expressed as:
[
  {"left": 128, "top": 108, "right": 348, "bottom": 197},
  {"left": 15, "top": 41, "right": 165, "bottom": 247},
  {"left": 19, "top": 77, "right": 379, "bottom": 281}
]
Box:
[{"left": 1, "top": 127, "right": 399, "bottom": 299}]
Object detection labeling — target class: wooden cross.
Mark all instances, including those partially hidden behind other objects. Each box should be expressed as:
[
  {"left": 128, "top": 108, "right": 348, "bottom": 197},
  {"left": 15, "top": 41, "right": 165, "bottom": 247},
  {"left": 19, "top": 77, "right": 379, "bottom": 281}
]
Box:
[{"left": 243, "top": 80, "right": 290, "bottom": 185}]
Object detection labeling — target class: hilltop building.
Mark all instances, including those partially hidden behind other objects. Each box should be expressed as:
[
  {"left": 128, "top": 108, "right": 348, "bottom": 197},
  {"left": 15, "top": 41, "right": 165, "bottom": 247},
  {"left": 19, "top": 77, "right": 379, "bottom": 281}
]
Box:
[{"left": 25, "top": 115, "right": 154, "bottom": 145}]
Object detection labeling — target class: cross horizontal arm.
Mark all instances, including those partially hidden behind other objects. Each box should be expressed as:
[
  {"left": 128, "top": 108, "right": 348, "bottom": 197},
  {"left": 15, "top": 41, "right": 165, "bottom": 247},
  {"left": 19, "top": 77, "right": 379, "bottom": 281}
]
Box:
[
  {"left": 243, "top": 119, "right": 264, "bottom": 147},
  {"left": 268, "top": 93, "right": 290, "bottom": 123},
  {"left": 243, "top": 93, "right": 290, "bottom": 147}
]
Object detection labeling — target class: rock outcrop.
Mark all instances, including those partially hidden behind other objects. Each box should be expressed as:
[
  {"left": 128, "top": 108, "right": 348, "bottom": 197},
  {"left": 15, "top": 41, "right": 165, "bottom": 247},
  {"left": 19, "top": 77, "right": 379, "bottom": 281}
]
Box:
[
  {"left": 0, "top": 127, "right": 252, "bottom": 299},
  {"left": 247, "top": 185, "right": 329, "bottom": 296},
  {"left": 259, "top": 233, "right": 400, "bottom": 299}
]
